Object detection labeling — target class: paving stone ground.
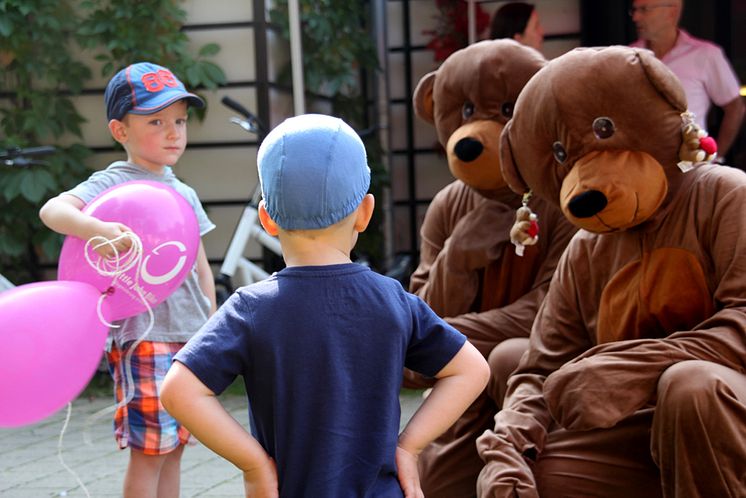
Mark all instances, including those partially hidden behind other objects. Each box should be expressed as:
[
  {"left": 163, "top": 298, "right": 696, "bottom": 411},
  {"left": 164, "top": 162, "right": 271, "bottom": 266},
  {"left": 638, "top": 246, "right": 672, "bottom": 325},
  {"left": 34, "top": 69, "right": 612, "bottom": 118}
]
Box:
[{"left": 0, "top": 389, "right": 424, "bottom": 497}]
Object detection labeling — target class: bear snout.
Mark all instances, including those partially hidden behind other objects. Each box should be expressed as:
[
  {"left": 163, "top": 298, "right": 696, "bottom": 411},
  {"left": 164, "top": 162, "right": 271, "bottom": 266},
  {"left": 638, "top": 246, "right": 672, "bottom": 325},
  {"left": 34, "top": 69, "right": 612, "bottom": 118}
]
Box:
[
  {"left": 567, "top": 190, "right": 608, "bottom": 218},
  {"left": 453, "top": 137, "right": 484, "bottom": 162}
]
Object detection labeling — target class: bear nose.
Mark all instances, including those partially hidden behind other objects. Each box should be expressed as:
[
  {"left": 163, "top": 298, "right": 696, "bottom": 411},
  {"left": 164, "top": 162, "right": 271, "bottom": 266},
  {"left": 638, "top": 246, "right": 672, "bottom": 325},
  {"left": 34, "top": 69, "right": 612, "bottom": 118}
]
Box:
[
  {"left": 453, "top": 137, "right": 484, "bottom": 162},
  {"left": 568, "top": 190, "right": 608, "bottom": 218}
]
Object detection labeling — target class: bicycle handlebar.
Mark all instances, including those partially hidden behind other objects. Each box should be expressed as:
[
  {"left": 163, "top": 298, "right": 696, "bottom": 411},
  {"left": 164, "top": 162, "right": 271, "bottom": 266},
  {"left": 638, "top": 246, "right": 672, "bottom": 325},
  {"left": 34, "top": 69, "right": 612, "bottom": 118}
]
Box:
[
  {"left": 1, "top": 145, "right": 57, "bottom": 167},
  {"left": 221, "top": 96, "right": 266, "bottom": 135},
  {"left": 221, "top": 96, "right": 253, "bottom": 118},
  {"left": 0, "top": 145, "right": 56, "bottom": 160},
  {"left": 221, "top": 97, "right": 380, "bottom": 141}
]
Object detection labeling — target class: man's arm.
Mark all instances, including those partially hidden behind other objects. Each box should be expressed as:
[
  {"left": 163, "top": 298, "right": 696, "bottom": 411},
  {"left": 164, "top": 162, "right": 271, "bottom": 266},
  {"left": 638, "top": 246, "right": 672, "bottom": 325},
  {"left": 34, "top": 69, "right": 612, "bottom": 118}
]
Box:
[
  {"left": 715, "top": 96, "right": 745, "bottom": 159},
  {"left": 161, "top": 362, "right": 278, "bottom": 497}
]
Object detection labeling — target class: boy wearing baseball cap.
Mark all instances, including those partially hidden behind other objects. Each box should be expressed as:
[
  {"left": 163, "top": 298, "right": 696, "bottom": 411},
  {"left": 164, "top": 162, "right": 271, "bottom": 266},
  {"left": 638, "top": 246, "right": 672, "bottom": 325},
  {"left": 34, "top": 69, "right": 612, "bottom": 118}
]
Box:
[
  {"left": 40, "top": 62, "right": 216, "bottom": 497},
  {"left": 162, "top": 114, "right": 490, "bottom": 497}
]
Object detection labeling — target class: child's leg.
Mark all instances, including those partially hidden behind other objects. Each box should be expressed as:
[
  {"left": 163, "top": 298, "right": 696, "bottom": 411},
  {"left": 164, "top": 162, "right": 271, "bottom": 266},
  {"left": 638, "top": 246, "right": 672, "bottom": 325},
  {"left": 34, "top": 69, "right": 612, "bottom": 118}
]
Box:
[
  {"left": 124, "top": 448, "right": 169, "bottom": 498},
  {"left": 123, "top": 444, "right": 186, "bottom": 498},
  {"left": 108, "top": 341, "right": 191, "bottom": 498},
  {"left": 157, "top": 443, "right": 185, "bottom": 498}
]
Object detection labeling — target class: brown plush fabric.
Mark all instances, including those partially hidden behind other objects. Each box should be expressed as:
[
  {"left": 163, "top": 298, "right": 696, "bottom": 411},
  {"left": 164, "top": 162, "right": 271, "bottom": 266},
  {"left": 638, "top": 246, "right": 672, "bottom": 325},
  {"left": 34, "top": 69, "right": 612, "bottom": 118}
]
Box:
[
  {"left": 409, "top": 184, "right": 572, "bottom": 358},
  {"left": 407, "top": 39, "right": 577, "bottom": 497},
  {"left": 477, "top": 45, "right": 746, "bottom": 497}
]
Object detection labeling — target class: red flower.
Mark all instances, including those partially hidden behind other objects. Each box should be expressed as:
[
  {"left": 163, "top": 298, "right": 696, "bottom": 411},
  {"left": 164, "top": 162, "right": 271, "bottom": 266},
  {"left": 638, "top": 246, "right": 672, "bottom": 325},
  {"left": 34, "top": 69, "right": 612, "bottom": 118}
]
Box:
[{"left": 423, "top": 0, "right": 491, "bottom": 62}]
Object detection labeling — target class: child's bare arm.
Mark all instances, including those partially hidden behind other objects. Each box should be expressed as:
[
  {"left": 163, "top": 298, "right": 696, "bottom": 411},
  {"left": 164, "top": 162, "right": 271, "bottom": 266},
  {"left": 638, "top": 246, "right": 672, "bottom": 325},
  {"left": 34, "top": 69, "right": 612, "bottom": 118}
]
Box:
[
  {"left": 161, "top": 362, "right": 278, "bottom": 498},
  {"left": 396, "top": 341, "right": 489, "bottom": 492},
  {"left": 395, "top": 446, "right": 425, "bottom": 498},
  {"left": 39, "top": 194, "right": 131, "bottom": 256},
  {"left": 195, "top": 241, "right": 217, "bottom": 314}
]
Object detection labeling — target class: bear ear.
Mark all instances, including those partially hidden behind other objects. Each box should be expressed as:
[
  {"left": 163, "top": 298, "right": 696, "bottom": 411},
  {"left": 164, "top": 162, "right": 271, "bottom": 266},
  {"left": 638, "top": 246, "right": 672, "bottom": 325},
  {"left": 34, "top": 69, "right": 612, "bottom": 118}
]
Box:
[
  {"left": 413, "top": 71, "right": 437, "bottom": 124},
  {"left": 634, "top": 48, "right": 687, "bottom": 112},
  {"left": 500, "top": 121, "right": 529, "bottom": 194}
]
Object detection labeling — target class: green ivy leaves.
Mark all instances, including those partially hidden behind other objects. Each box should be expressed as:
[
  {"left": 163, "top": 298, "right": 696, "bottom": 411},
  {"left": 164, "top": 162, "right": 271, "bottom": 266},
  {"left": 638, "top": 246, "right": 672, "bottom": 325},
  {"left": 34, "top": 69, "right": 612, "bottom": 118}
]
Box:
[{"left": 0, "top": 0, "right": 226, "bottom": 283}]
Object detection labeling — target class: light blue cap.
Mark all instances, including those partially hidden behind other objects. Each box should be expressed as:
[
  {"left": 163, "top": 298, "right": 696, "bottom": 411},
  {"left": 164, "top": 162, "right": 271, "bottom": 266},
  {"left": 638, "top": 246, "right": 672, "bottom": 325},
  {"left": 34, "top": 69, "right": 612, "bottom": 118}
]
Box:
[{"left": 257, "top": 114, "right": 371, "bottom": 230}]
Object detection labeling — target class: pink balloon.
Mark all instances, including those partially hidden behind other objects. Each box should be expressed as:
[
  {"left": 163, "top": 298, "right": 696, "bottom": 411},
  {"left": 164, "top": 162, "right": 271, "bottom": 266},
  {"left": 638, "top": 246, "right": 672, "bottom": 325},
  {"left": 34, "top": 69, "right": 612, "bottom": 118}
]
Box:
[
  {"left": 0, "top": 281, "right": 109, "bottom": 427},
  {"left": 58, "top": 181, "right": 199, "bottom": 321}
]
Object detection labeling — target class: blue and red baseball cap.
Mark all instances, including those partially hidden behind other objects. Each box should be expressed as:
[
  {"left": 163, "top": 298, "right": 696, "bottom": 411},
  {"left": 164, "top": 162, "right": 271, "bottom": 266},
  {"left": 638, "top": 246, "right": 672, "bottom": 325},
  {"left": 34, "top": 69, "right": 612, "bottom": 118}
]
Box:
[{"left": 104, "top": 62, "right": 205, "bottom": 121}]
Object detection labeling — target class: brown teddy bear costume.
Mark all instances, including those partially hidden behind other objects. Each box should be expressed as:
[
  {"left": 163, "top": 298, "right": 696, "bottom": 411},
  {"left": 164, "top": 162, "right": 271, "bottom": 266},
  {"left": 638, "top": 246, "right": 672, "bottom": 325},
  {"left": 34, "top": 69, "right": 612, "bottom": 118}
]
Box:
[
  {"left": 476, "top": 45, "right": 746, "bottom": 498},
  {"left": 407, "top": 39, "right": 576, "bottom": 497}
]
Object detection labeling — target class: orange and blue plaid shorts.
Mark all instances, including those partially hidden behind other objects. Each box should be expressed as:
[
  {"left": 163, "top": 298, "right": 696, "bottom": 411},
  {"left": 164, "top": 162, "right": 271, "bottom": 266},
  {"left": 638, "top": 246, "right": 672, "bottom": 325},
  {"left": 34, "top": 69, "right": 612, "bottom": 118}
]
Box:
[{"left": 106, "top": 340, "right": 190, "bottom": 455}]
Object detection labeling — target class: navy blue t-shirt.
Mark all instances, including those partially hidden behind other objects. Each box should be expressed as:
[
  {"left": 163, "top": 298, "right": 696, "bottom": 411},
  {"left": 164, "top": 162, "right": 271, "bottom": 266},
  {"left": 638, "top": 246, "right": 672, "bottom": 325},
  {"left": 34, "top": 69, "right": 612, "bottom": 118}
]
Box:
[{"left": 175, "top": 263, "right": 466, "bottom": 497}]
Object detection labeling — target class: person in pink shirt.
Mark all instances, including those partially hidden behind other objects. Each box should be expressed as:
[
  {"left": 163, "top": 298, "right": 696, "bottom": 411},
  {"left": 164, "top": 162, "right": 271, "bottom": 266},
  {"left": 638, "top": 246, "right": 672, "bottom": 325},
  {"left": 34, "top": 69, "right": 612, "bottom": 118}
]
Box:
[{"left": 630, "top": 0, "right": 744, "bottom": 161}]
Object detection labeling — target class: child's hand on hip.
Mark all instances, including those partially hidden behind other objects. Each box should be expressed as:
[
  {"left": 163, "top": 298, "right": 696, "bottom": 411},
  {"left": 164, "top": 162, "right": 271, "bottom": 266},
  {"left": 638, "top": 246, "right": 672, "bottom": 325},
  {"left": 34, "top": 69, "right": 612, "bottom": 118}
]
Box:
[
  {"left": 396, "top": 445, "right": 425, "bottom": 498},
  {"left": 243, "top": 457, "right": 279, "bottom": 498}
]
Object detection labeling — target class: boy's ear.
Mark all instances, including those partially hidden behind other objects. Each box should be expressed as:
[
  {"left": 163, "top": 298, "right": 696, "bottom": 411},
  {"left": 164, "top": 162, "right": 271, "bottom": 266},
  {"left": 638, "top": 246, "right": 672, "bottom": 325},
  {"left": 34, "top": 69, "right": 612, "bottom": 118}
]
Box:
[
  {"left": 108, "top": 119, "right": 127, "bottom": 144},
  {"left": 354, "top": 194, "right": 375, "bottom": 233},
  {"left": 258, "top": 200, "right": 280, "bottom": 236}
]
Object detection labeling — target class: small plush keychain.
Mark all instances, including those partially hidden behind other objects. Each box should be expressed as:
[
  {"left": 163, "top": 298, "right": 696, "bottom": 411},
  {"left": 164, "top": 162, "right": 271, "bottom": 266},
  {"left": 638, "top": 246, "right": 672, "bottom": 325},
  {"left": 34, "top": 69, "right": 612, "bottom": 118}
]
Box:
[
  {"left": 510, "top": 191, "right": 539, "bottom": 256},
  {"left": 678, "top": 111, "right": 718, "bottom": 172}
]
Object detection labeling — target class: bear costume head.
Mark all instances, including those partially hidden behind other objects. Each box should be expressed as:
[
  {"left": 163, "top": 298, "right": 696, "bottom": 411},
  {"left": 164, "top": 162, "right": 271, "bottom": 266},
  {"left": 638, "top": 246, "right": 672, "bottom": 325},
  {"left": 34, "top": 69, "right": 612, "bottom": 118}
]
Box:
[
  {"left": 500, "top": 45, "right": 717, "bottom": 233},
  {"left": 413, "top": 39, "right": 546, "bottom": 197}
]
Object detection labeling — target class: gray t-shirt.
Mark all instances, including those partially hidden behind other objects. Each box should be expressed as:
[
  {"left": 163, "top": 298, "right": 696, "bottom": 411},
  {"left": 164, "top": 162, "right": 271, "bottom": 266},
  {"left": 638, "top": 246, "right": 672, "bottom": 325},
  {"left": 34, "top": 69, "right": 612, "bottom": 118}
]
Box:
[{"left": 65, "top": 161, "right": 215, "bottom": 347}]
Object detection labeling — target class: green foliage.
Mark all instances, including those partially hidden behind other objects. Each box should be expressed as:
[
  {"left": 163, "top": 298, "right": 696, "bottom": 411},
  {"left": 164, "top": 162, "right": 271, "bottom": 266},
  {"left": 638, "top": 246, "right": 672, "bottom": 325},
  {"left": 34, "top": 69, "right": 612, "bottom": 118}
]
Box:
[
  {"left": 77, "top": 0, "right": 226, "bottom": 98},
  {"left": 0, "top": 0, "right": 225, "bottom": 284},
  {"left": 269, "top": 0, "right": 388, "bottom": 267},
  {"left": 0, "top": 1, "right": 91, "bottom": 143},
  {"left": 0, "top": 0, "right": 93, "bottom": 283},
  {"left": 269, "top": 0, "right": 379, "bottom": 97}
]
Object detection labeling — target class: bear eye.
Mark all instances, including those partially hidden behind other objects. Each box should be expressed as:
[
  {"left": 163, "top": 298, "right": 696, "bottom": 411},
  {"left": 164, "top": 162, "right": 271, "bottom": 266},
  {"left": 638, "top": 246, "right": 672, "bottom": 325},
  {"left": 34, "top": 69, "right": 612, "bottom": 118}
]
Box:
[
  {"left": 501, "top": 102, "right": 514, "bottom": 118},
  {"left": 462, "top": 101, "right": 475, "bottom": 120},
  {"left": 593, "top": 117, "right": 615, "bottom": 139},
  {"left": 552, "top": 141, "right": 568, "bottom": 163}
]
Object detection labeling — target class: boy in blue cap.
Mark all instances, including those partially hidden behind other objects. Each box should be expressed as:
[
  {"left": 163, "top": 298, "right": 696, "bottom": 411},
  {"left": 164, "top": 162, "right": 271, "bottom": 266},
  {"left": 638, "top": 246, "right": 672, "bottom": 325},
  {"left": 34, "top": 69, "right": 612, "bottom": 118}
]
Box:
[
  {"left": 161, "top": 114, "right": 490, "bottom": 497},
  {"left": 40, "top": 62, "right": 215, "bottom": 498}
]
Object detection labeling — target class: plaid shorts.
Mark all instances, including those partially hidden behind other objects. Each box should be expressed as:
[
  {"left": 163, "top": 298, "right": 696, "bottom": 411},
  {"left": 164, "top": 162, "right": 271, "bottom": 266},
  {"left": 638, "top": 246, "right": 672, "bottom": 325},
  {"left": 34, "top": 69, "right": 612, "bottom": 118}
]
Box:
[{"left": 106, "top": 340, "right": 190, "bottom": 455}]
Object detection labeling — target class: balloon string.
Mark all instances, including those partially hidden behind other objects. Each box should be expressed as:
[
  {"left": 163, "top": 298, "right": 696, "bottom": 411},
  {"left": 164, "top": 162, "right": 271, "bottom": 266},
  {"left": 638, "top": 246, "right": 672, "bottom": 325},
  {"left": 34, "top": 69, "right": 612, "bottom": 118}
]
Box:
[
  {"left": 84, "top": 233, "right": 143, "bottom": 328},
  {"left": 86, "top": 232, "right": 151, "bottom": 403},
  {"left": 82, "top": 231, "right": 155, "bottom": 442},
  {"left": 81, "top": 299, "right": 154, "bottom": 446},
  {"left": 96, "top": 293, "right": 117, "bottom": 328},
  {"left": 58, "top": 232, "right": 155, "bottom": 467},
  {"left": 85, "top": 233, "right": 143, "bottom": 277},
  {"left": 57, "top": 402, "right": 92, "bottom": 498}
]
